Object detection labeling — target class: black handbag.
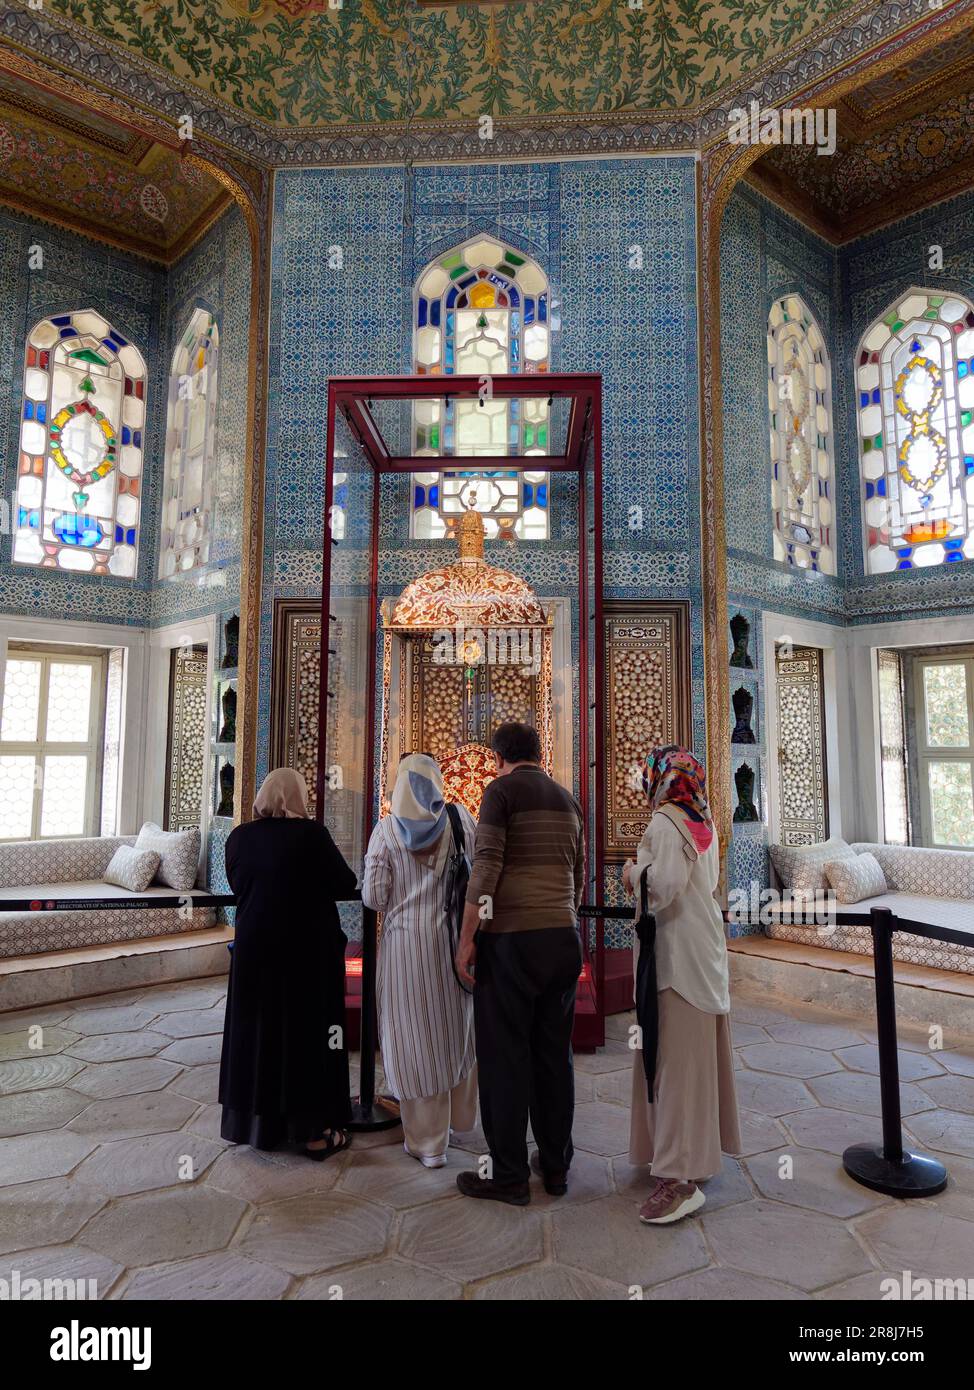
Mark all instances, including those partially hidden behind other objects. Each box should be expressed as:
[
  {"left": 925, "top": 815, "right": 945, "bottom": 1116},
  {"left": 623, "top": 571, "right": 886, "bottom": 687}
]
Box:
[
  {"left": 634, "top": 865, "right": 659, "bottom": 1103},
  {"left": 444, "top": 803, "right": 473, "bottom": 993}
]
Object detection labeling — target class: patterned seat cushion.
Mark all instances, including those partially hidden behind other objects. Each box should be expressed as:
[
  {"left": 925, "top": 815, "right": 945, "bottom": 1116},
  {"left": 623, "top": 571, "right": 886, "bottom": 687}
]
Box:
[
  {"left": 134, "top": 823, "right": 201, "bottom": 892},
  {"left": 850, "top": 843, "right": 974, "bottom": 900},
  {"left": 770, "top": 837, "right": 854, "bottom": 892},
  {"left": 0, "top": 904, "right": 217, "bottom": 960},
  {"left": 825, "top": 852, "right": 887, "bottom": 904},
  {"left": 0, "top": 836, "right": 135, "bottom": 889}
]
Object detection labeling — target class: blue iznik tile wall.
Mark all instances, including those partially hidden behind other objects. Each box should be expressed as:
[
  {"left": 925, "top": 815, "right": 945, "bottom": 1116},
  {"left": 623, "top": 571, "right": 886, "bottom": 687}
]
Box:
[{"left": 264, "top": 158, "right": 704, "bottom": 786}]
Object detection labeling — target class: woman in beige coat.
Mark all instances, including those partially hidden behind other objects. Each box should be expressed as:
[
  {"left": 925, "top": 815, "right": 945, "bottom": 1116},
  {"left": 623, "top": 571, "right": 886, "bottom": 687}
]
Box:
[{"left": 623, "top": 745, "right": 741, "bottom": 1225}]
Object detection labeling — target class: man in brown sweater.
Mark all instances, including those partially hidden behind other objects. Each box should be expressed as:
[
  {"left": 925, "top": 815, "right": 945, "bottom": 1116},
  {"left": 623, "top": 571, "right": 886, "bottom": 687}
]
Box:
[{"left": 455, "top": 721, "right": 585, "bottom": 1204}]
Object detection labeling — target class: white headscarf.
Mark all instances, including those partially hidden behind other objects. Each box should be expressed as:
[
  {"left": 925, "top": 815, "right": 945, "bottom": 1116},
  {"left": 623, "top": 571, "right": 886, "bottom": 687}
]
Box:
[
  {"left": 253, "top": 768, "right": 310, "bottom": 819},
  {"left": 391, "top": 753, "right": 447, "bottom": 852}
]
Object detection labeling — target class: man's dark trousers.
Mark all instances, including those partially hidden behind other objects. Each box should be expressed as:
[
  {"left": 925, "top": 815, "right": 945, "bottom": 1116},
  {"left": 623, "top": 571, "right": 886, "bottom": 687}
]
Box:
[{"left": 474, "top": 926, "right": 583, "bottom": 1186}]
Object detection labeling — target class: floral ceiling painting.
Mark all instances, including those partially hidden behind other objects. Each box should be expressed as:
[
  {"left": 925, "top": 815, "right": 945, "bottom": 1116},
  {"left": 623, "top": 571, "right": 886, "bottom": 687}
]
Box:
[{"left": 50, "top": 0, "right": 866, "bottom": 127}]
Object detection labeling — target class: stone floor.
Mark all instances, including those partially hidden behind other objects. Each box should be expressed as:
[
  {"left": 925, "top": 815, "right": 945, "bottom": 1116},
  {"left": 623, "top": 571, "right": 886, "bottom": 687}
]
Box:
[{"left": 2, "top": 976, "right": 974, "bottom": 1300}]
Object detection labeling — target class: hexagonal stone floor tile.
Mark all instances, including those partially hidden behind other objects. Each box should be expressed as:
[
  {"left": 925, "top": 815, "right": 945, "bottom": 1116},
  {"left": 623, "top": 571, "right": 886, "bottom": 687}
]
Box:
[
  {"left": 807, "top": 1069, "right": 933, "bottom": 1117},
  {"left": 835, "top": 1043, "right": 945, "bottom": 1082},
  {"left": 551, "top": 1193, "right": 709, "bottom": 1289},
  {"left": 65, "top": 1031, "right": 172, "bottom": 1063},
  {"left": 915, "top": 1073, "right": 974, "bottom": 1115},
  {"left": 399, "top": 1196, "right": 543, "bottom": 1281},
  {"left": 121, "top": 1251, "right": 291, "bottom": 1300},
  {"left": 166, "top": 1064, "right": 219, "bottom": 1103},
  {"left": 0, "top": 1027, "right": 80, "bottom": 1061},
  {"left": 65, "top": 1005, "right": 160, "bottom": 1035},
  {"left": 647, "top": 1268, "right": 811, "bottom": 1300},
  {"left": 136, "top": 981, "right": 227, "bottom": 1012},
  {"left": 473, "top": 1264, "right": 628, "bottom": 1299},
  {"left": 858, "top": 1203, "right": 974, "bottom": 1279},
  {"left": 0, "top": 1178, "right": 108, "bottom": 1256},
  {"left": 733, "top": 1070, "right": 818, "bottom": 1117},
  {"left": 184, "top": 1103, "right": 231, "bottom": 1143},
  {"left": 816, "top": 1271, "right": 903, "bottom": 1300},
  {"left": 703, "top": 1199, "right": 871, "bottom": 1291},
  {"left": 152, "top": 1008, "right": 226, "bottom": 1039},
  {"left": 0, "top": 1086, "right": 89, "bottom": 1136},
  {"left": 158, "top": 1035, "right": 222, "bottom": 1066},
  {"left": 940, "top": 1050, "right": 974, "bottom": 1078},
  {"left": 0, "top": 1243, "right": 123, "bottom": 1299},
  {"left": 67, "top": 1090, "right": 200, "bottom": 1140},
  {"left": 783, "top": 1106, "right": 889, "bottom": 1158},
  {"left": 763, "top": 1019, "right": 865, "bottom": 1050},
  {"left": 594, "top": 1068, "right": 632, "bottom": 1104},
  {"left": 0, "top": 1054, "right": 85, "bottom": 1095},
  {"left": 0, "top": 1129, "right": 97, "bottom": 1186},
  {"left": 0, "top": 1006, "right": 72, "bottom": 1034},
  {"left": 737, "top": 1108, "right": 788, "bottom": 1156},
  {"left": 71, "top": 1057, "right": 182, "bottom": 1099},
  {"left": 240, "top": 1192, "right": 391, "bottom": 1275},
  {"left": 74, "top": 1131, "right": 225, "bottom": 1196},
  {"left": 81, "top": 1186, "right": 247, "bottom": 1266},
  {"left": 727, "top": 1023, "right": 772, "bottom": 1047},
  {"left": 743, "top": 1147, "right": 889, "bottom": 1217},
  {"left": 337, "top": 1144, "right": 463, "bottom": 1208},
  {"left": 570, "top": 1100, "right": 632, "bottom": 1156},
  {"left": 905, "top": 1108, "right": 974, "bottom": 1160},
  {"left": 296, "top": 1258, "right": 462, "bottom": 1301},
  {"left": 206, "top": 1145, "right": 347, "bottom": 1202},
  {"left": 738, "top": 1042, "right": 842, "bottom": 1079}
]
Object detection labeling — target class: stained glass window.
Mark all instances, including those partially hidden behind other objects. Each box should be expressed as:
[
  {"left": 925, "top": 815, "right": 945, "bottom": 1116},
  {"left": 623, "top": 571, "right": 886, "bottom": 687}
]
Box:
[
  {"left": 411, "top": 236, "right": 552, "bottom": 540},
  {"left": 768, "top": 295, "right": 835, "bottom": 574},
  {"left": 857, "top": 289, "right": 974, "bottom": 572},
  {"left": 160, "top": 307, "right": 220, "bottom": 578},
  {"left": 14, "top": 311, "right": 147, "bottom": 576}
]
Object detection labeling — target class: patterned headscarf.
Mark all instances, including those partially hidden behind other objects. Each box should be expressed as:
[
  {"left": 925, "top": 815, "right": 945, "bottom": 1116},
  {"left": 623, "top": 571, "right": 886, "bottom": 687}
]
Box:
[
  {"left": 391, "top": 752, "right": 448, "bottom": 853},
  {"left": 642, "top": 745, "right": 715, "bottom": 854}
]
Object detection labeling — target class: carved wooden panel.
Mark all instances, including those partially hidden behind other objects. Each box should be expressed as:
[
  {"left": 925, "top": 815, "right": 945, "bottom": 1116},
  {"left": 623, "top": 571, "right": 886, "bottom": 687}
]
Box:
[
  {"left": 774, "top": 643, "right": 829, "bottom": 847},
  {"left": 603, "top": 601, "right": 691, "bottom": 861}
]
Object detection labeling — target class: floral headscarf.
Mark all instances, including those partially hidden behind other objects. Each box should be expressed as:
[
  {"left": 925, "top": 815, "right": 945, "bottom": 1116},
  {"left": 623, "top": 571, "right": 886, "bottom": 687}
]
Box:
[{"left": 642, "top": 745, "right": 715, "bottom": 854}]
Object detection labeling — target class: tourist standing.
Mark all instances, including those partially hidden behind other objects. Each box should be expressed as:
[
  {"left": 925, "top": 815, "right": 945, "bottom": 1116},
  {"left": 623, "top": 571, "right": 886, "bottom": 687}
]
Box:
[
  {"left": 623, "top": 745, "right": 742, "bottom": 1223},
  {"left": 219, "top": 768, "right": 356, "bottom": 1159},
  {"left": 454, "top": 722, "right": 584, "bottom": 1205},
  {"left": 362, "top": 753, "right": 477, "bottom": 1167}
]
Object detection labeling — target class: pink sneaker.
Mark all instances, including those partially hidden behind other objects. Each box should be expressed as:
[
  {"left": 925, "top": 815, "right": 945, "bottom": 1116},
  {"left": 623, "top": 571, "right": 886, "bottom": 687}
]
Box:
[{"left": 638, "top": 1179, "right": 705, "bottom": 1225}]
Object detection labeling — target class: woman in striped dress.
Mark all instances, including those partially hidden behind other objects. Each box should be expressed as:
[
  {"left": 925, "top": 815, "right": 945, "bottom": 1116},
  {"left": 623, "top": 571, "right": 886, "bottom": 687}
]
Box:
[{"left": 362, "top": 753, "right": 478, "bottom": 1168}]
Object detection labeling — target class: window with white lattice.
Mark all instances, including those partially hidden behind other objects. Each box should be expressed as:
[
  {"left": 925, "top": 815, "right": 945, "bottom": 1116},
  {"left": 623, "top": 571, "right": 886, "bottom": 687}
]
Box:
[
  {"left": 0, "top": 646, "right": 106, "bottom": 840},
  {"left": 912, "top": 651, "right": 974, "bottom": 849}
]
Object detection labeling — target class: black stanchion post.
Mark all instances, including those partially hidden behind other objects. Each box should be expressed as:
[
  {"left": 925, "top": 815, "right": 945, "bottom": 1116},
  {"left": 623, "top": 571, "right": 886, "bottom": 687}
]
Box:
[
  {"left": 349, "top": 903, "right": 400, "bottom": 1132},
  {"left": 842, "top": 907, "right": 947, "bottom": 1197}
]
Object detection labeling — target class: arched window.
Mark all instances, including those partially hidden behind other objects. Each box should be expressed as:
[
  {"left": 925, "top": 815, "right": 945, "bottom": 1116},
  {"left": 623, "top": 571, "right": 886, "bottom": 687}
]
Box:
[
  {"left": 768, "top": 294, "right": 835, "bottom": 574},
  {"left": 411, "top": 236, "right": 552, "bottom": 540},
  {"left": 14, "top": 311, "right": 146, "bottom": 577},
  {"left": 159, "top": 307, "right": 220, "bottom": 578},
  {"left": 857, "top": 289, "right": 974, "bottom": 572}
]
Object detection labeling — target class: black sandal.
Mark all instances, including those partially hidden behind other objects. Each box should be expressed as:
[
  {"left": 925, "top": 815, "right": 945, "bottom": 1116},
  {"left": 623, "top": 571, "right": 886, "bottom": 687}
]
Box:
[{"left": 304, "top": 1129, "right": 350, "bottom": 1162}]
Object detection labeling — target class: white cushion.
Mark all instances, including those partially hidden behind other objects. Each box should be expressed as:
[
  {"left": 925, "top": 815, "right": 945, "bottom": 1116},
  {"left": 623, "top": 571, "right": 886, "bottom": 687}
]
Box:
[
  {"left": 133, "top": 823, "right": 201, "bottom": 891},
  {"left": 104, "top": 845, "right": 161, "bottom": 893},
  {"left": 825, "top": 852, "right": 887, "bottom": 904},
  {"left": 770, "top": 837, "right": 854, "bottom": 892}
]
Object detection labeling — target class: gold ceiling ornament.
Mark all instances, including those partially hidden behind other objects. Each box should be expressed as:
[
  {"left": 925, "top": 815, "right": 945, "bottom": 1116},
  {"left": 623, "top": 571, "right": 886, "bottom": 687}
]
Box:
[{"left": 388, "top": 505, "right": 546, "bottom": 631}]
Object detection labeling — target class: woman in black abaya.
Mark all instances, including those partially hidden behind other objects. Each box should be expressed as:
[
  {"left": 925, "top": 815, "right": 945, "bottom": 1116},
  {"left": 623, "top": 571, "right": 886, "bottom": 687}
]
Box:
[{"left": 219, "top": 767, "right": 357, "bottom": 1158}]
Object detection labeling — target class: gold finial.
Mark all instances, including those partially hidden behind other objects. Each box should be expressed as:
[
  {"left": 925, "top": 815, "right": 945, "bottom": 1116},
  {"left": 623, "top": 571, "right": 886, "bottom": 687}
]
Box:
[{"left": 456, "top": 506, "right": 485, "bottom": 561}]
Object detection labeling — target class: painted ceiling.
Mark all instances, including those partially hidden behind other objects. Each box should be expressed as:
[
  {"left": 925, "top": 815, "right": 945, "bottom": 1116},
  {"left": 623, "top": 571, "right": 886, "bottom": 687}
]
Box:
[
  {"left": 47, "top": 0, "right": 867, "bottom": 127},
  {"left": 748, "top": 26, "right": 974, "bottom": 242},
  {"left": 0, "top": 72, "right": 229, "bottom": 260}
]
